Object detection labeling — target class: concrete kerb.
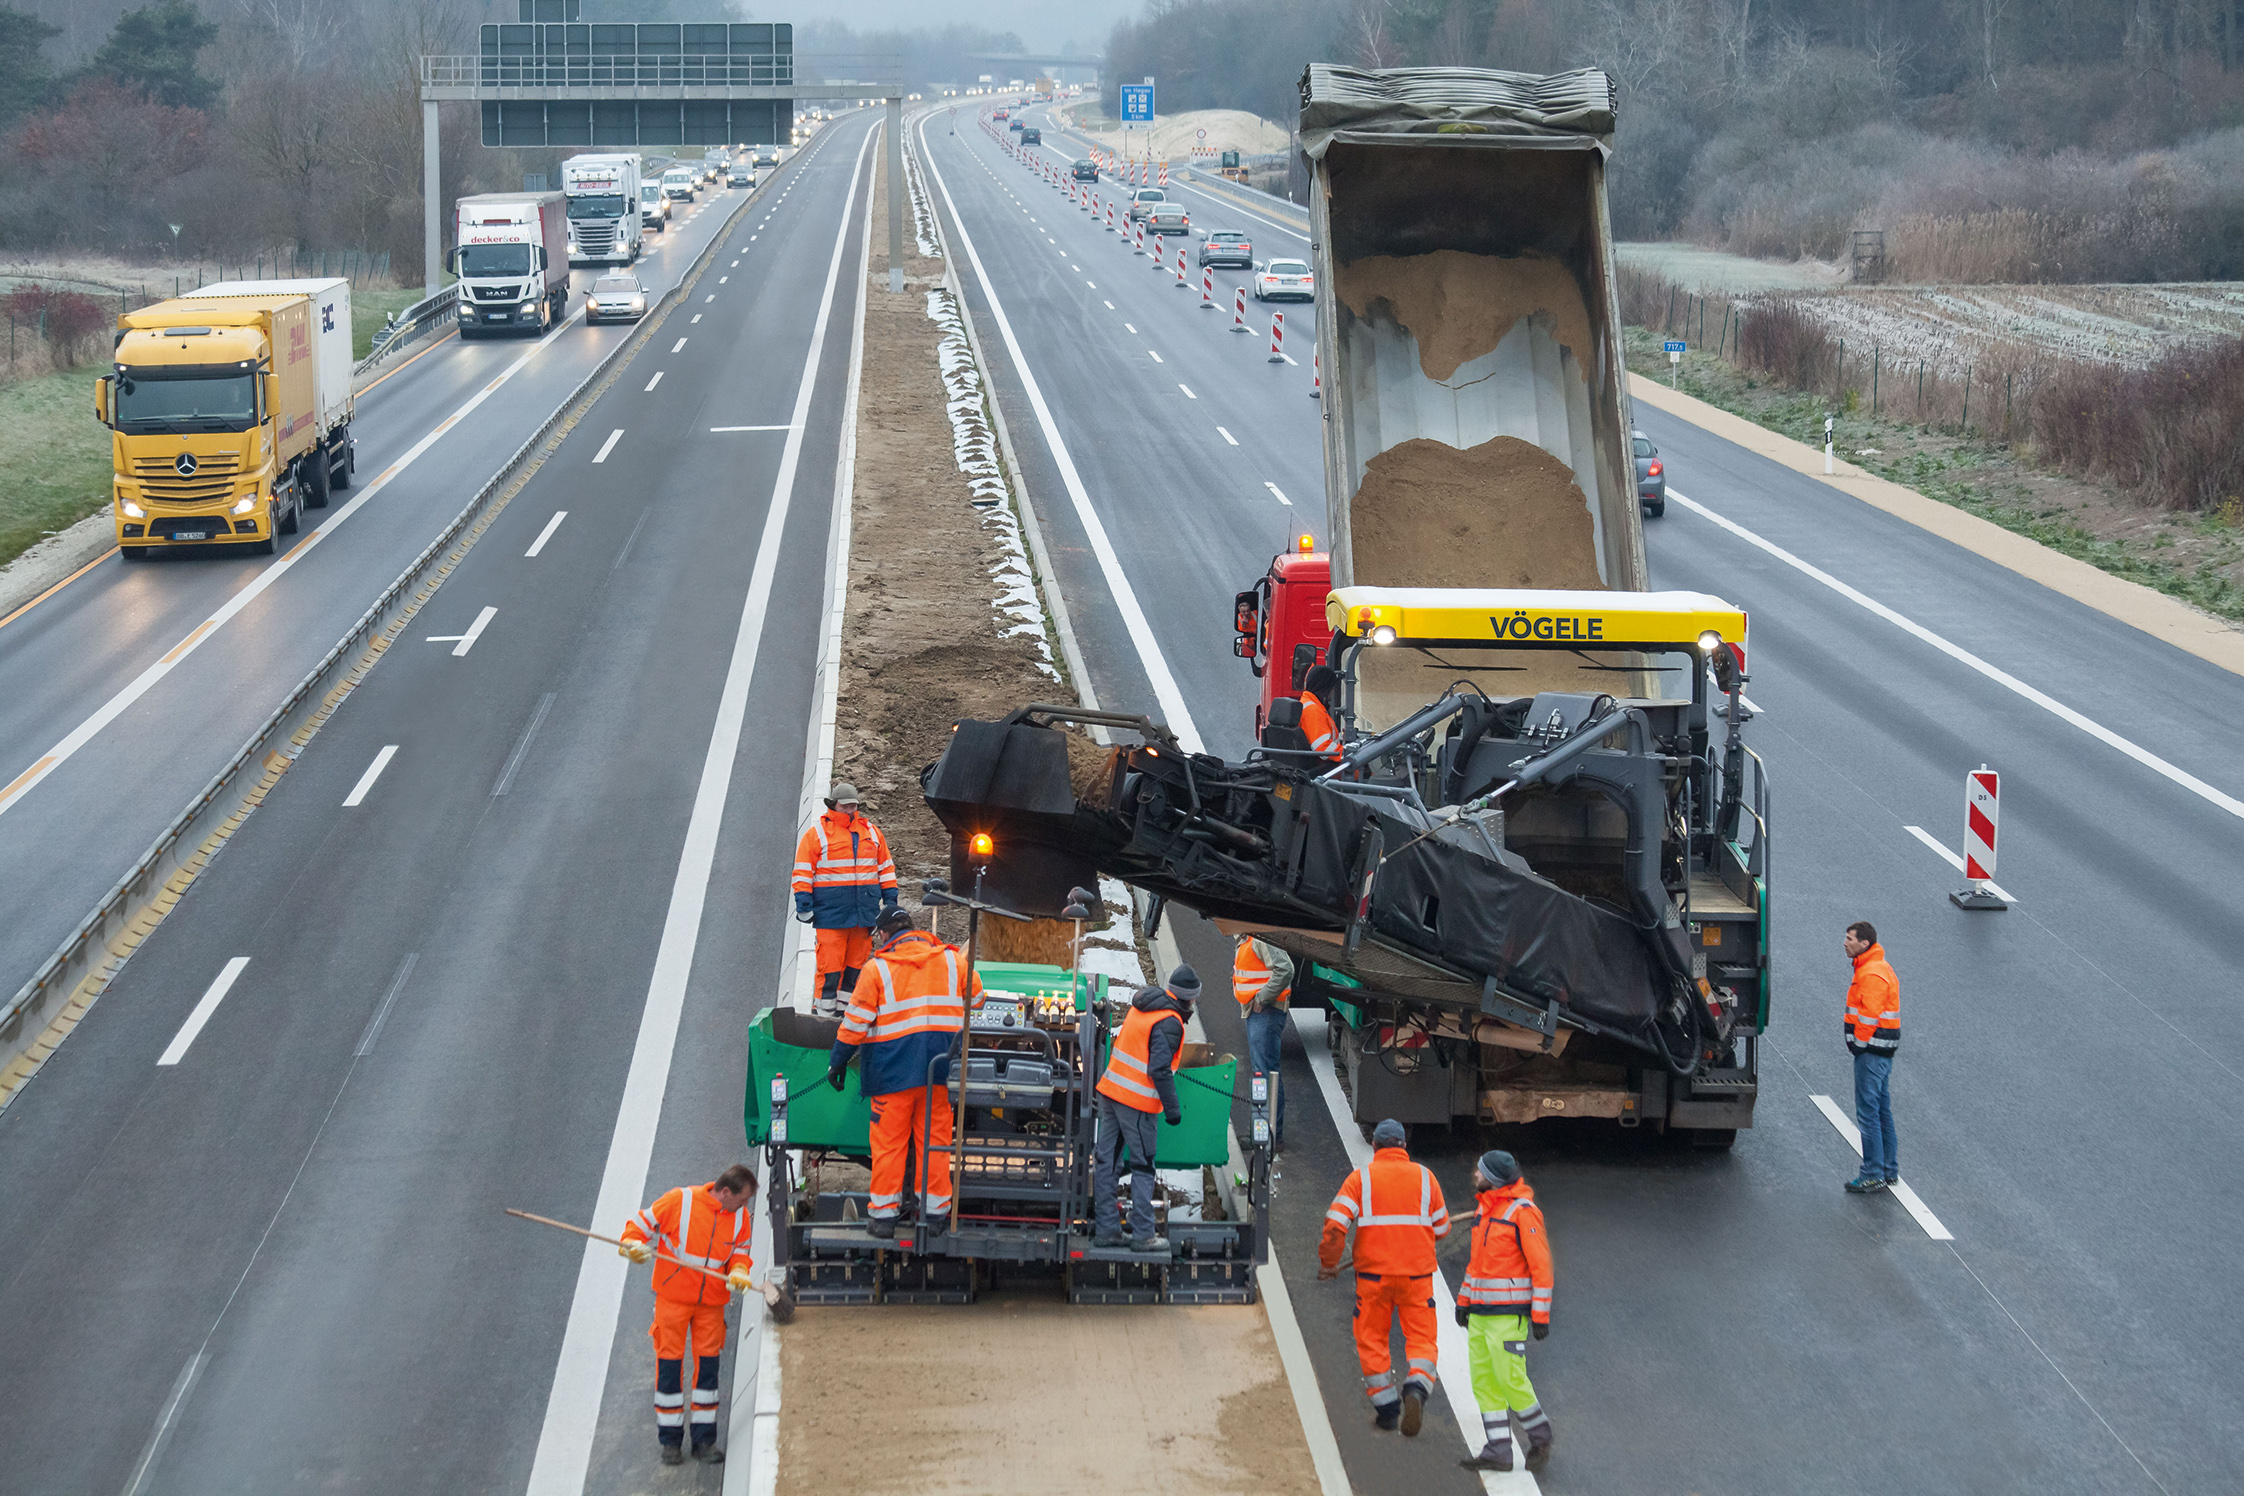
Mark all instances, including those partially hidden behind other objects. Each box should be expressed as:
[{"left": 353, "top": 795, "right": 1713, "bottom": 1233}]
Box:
[
  {"left": 932, "top": 105, "right": 1349, "bottom": 1496},
  {"left": 1627, "top": 373, "right": 2244, "bottom": 677},
  {"left": 0, "top": 169, "right": 777, "bottom": 1112}
]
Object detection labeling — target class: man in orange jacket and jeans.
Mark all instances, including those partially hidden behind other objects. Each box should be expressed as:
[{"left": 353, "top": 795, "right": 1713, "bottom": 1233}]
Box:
[
  {"left": 1842, "top": 920, "right": 1902, "bottom": 1193},
  {"left": 619, "top": 1164, "right": 758, "bottom": 1465},
  {"left": 1319, "top": 1118, "right": 1450, "bottom": 1435}
]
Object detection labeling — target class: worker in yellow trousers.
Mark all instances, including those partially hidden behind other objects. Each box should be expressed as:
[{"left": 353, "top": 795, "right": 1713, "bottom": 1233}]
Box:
[{"left": 1454, "top": 1150, "right": 1555, "bottom": 1473}]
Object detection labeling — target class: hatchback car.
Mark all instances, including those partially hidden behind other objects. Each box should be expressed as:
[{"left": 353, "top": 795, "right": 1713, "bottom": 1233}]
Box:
[
  {"left": 1198, "top": 230, "right": 1253, "bottom": 268},
  {"left": 586, "top": 274, "right": 649, "bottom": 324},
  {"left": 1072, "top": 158, "right": 1098, "bottom": 181},
  {"left": 1634, "top": 431, "right": 1666, "bottom": 516},
  {"left": 1020, "top": 127, "right": 1041, "bottom": 145},
  {"left": 1126, "top": 188, "right": 1166, "bottom": 222},
  {"left": 1008, "top": 118, "right": 1024, "bottom": 132},
  {"left": 1252, "top": 258, "right": 1313, "bottom": 301}
]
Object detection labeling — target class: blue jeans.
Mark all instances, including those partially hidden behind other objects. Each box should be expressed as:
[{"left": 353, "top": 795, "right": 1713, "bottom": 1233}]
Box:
[
  {"left": 1853, "top": 1051, "right": 1897, "bottom": 1180},
  {"left": 1244, "top": 1006, "right": 1288, "bottom": 1145},
  {"left": 1093, "top": 1095, "right": 1161, "bottom": 1242}
]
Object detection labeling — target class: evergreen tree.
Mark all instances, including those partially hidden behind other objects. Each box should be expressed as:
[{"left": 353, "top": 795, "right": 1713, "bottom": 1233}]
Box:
[
  {"left": 88, "top": 0, "right": 218, "bottom": 111},
  {"left": 0, "top": 5, "right": 59, "bottom": 125}
]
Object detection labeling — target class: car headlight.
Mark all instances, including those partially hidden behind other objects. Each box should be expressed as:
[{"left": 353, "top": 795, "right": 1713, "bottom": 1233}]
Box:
[
  {"left": 120, "top": 499, "right": 145, "bottom": 518},
  {"left": 232, "top": 496, "right": 257, "bottom": 515}
]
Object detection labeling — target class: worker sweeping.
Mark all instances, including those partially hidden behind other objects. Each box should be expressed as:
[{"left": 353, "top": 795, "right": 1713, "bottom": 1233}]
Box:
[
  {"left": 1092, "top": 966, "right": 1199, "bottom": 1251},
  {"left": 1455, "top": 1149, "right": 1555, "bottom": 1473},
  {"left": 827, "top": 907, "right": 981, "bottom": 1238},
  {"left": 1299, "top": 664, "right": 1344, "bottom": 760},
  {"left": 1319, "top": 1119, "right": 1449, "bottom": 1435},
  {"left": 618, "top": 1164, "right": 759, "bottom": 1466},
  {"left": 791, "top": 783, "right": 899, "bottom": 1019}
]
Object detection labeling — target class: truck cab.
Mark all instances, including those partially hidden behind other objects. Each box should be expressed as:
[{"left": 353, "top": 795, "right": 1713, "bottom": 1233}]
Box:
[
  {"left": 559, "top": 154, "right": 642, "bottom": 266},
  {"left": 1232, "top": 536, "right": 1332, "bottom": 737}
]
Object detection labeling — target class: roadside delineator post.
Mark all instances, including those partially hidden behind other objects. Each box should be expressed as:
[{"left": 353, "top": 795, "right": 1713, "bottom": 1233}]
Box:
[
  {"left": 1201, "top": 266, "right": 1215, "bottom": 307},
  {"left": 1175, "top": 247, "right": 1189, "bottom": 287},
  {"left": 1950, "top": 766, "right": 2009, "bottom": 910},
  {"left": 1268, "top": 311, "right": 1285, "bottom": 363},
  {"left": 1105, "top": 201, "right": 1115, "bottom": 233},
  {"left": 1311, "top": 351, "right": 1320, "bottom": 398},
  {"left": 1133, "top": 220, "right": 1146, "bottom": 256},
  {"left": 1159, "top": 162, "right": 1170, "bottom": 188},
  {"left": 1232, "top": 285, "right": 1249, "bottom": 332}
]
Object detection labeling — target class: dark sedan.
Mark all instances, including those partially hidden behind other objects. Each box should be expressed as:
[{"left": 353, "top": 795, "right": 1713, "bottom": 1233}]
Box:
[{"left": 1634, "top": 430, "right": 1666, "bottom": 516}]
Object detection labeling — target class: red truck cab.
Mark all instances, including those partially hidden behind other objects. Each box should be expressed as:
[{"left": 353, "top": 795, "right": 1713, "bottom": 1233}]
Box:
[{"left": 1233, "top": 537, "right": 1332, "bottom": 737}]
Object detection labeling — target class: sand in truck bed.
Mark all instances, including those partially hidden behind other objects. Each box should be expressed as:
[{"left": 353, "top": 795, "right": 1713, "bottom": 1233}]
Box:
[
  {"left": 1350, "top": 432, "right": 1605, "bottom": 591},
  {"left": 776, "top": 1297, "right": 1319, "bottom": 1494}
]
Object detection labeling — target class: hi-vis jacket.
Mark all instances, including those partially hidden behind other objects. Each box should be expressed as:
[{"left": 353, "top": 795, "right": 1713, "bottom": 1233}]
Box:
[
  {"left": 791, "top": 810, "right": 899, "bottom": 929},
  {"left": 1232, "top": 938, "right": 1293, "bottom": 1010},
  {"left": 1299, "top": 691, "right": 1342, "bottom": 760},
  {"left": 623, "top": 1182, "right": 754, "bottom": 1307},
  {"left": 1844, "top": 942, "right": 1901, "bottom": 1055},
  {"left": 1319, "top": 1147, "right": 1450, "bottom": 1276},
  {"left": 1457, "top": 1181, "right": 1553, "bottom": 1323},
  {"left": 1095, "top": 987, "right": 1188, "bottom": 1114},
  {"left": 830, "top": 930, "right": 983, "bottom": 1097}
]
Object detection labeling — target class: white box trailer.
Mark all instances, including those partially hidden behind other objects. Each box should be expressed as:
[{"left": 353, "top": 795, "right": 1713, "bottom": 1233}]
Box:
[
  {"left": 183, "top": 277, "right": 354, "bottom": 451},
  {"left": 452, "top": 192, "right": 570, "bottom": 337}
]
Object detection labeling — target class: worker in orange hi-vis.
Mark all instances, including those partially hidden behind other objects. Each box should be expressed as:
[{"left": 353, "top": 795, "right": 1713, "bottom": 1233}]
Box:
[
  {"left": 791, "top": 784, "right": 899, "bottom": 1019},
  {"left": 1319, "top": 1119, "right": 1450, "bottom": 1437},
  {"left": 1299, "top": 664, "right": 1344, "bottom": 761},
  {"left": 619, "top": 1164, "right": 758, "bottom": 1466}
]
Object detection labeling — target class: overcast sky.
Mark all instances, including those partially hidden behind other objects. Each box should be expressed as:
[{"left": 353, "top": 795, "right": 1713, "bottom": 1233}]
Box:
[{"left": 788, "top": 0, "right": 1136, "bottom": 57}]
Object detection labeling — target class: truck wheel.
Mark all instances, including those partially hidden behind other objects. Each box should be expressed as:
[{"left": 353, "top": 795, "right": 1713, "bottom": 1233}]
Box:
[
  {"left": 306, "top": 449, "right": 331, "bottom": 510},
  {"left": 333, "top": 438, "right": 354, "bottom": 491},
  {"left": 278, "top": 495, "right": 300, "bottom": 535},
  {"left": 252, "top": 509, "right": 278, "bottom": 555}
]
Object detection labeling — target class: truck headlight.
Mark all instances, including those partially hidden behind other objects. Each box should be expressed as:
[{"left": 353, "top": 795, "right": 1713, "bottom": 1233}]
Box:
[
  {"left": 120, "top": 499, "right": 145, "bottom": 518},
  {"left": 233, "top": 496, "right": 257, "bottom": 515}
]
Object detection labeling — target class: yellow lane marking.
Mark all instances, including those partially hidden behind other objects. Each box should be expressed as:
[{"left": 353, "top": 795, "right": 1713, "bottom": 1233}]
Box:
[
  {"left": 159, "top": 621, "right": 215, "bottom": 665},
  {"left": 0, "top": 755, "right": 57, "bottom": 807},
  {"left": 0, "top": 548, "right": 119, "bottom": 633}
]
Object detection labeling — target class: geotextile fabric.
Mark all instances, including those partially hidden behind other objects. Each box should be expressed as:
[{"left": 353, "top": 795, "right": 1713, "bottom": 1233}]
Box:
[{"left": 1297, "top": 65, "right": 1616, "bottom": 160}]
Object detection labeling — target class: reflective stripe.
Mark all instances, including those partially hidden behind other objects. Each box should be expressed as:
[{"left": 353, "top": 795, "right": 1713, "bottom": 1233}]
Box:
[
  {"left": 654, "top": 1393, "right": 686, "bottom": 1408},
  {"left": 1325, "top": 1207, "right": 1354, "bottom": 1226},
  {"left": 1357, "top": 1165, "right": 1440, "bottom": 1227}
]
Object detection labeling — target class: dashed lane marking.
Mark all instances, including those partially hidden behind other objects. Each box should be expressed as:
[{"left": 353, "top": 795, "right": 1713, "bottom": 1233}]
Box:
[{"left": 341, "top": 746, "right": 397, "bottom": 808}]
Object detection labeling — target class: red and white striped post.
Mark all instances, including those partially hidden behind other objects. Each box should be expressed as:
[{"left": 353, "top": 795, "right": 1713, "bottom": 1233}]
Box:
[
  {"left": 1311, "top": 350, "right": 1321, "bottom": 398},
  {"left": 1950, "top": 766, "right": 2009, "bottom": 910},
  {"left": 1201, "top": 265, "right": 1215, "bottom": 307},
  {"left": 1105, "top": 201, "right": 1115, "bottom": 232},
  {"left": 1159, "top": 162, "right": 1170, "bottom": 188},
  {"left": 1174, "top": 246, "right": 1189, "bottom": 287},
  {"left": 1153, "top": 229, "right": 1168, "bottom": 271},
  {"left": 1232, "top": 284, "right": 1250, "bottom": 332},
  {"left": 1133, "top": 220, "right": 1146, "bottom": 256},
  {"left": 1268, "top": 311, "right": 1286, "bottom": 363}
]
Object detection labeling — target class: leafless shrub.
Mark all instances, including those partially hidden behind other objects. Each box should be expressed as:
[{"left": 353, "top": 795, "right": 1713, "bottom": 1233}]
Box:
[{"left": 2031, "top": 342, "right": 2244, "bottom": 511}]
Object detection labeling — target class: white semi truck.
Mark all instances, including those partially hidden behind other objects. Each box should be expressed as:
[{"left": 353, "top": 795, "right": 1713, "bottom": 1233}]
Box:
[
  {"left": 559, "top": 154, "right": 643, "bottom": 267},
  {"left": 452, "top": 193, "right": 571, "bottom": 338}
]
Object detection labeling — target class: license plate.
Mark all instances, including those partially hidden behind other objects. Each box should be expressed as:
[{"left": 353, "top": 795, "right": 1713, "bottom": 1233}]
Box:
[
  {"left": 173, "top": 530, "right": 208, "bottom": 541},
  {"left": 486, "top": 313, "right": 508, "bottom": 321}
]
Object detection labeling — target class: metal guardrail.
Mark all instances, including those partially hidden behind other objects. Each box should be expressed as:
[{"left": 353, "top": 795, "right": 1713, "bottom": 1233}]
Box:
[
  {"left": 0, "top": 167, "right": 775, "bottom": 1105},
  {"left": 356, "top": 286, "right": 460, "bottom": 379}
]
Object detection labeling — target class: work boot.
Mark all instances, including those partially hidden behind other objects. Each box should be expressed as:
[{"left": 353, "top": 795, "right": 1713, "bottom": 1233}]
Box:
[
  {"left": 1525, "top": 1421, "right": 1555, "bottom": 1472},
  {"left": 1092, "top": 1232, "right": 1128, "bottom": 1248},
  {"left": 921, "top": 1214, "right": 950, "bottom": 1237},
  {"left": 1129, "top": 1235, "right": 1169, "bottom": 1254},
  {"left": 1844, "top": 1174, "right": 1888, "bottom": 1195},
  {"left": 1460, "top": 1442, "right": 1513, "bottom": 1472},
  {"left": 1372, "top": 1402, "right": 1401, "bottom": 1432},
  {"left": 866, "top": 1217, "right": 896, "bottom": 1239},
  {"left": 659, "top": 1441, "right": 684, "bottom": 1466},
  {"left": 1400, "top": 1387, "right": 1425, "bottom": 1437},
  {"left": 691, "top": 1436, "right": 724, "bottom": 1464}
]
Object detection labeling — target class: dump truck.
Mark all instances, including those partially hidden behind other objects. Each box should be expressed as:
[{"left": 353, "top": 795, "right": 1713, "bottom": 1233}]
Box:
[
  {"left": 930, "top": 69, "right": 1770, "bottom": 1145},
  {"left": 452, "top": 192, "right": 571, "bottom": 338},
  {"left": 98, "top": 278, "right": 355, "bottom": 559}
]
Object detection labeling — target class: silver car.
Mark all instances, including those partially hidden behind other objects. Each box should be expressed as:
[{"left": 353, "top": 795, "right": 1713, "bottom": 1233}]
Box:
[
  {"left": 1126, "top": 188, "right": 1166, "bottom": 223},
  {"left": 1146, "top": 201, "right": 1190, "bottom": 235},
  {"left": 586, "top": 274, "right": 649, "bottom": 324},
  {"left": 1634, "top": 430, "right": 1666, "bottom": 516}
]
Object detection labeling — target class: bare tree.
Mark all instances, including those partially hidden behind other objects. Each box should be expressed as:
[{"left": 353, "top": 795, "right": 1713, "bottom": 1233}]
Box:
[
  {"left": 1350, "top": 0, "right": 1397, "bottom": 66},
  {"left": 233, "top": 0, "right": 348, "bottom": 71}
]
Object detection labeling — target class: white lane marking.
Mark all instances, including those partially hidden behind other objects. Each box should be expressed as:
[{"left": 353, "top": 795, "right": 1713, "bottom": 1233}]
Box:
[
  {"left": 523, "top": 120, "right": 874, "bottom": 1496},
  {"left": 1264, "top": 482, "right": 1292, "bottom": 507},
  {"left": 425, "top": 605, "right": 497, "bottom": 657},
  {"left": 592, "top": 429, "right": 624, "bottom": 464},
  {"left": 705, "top": 293, "right": 716, "bottom": 302},
  {"left": 1217, "top": 426, "right": 1239, "bottom": 446},
  {"left": 730, "top": 260, "right": 739, "bottom": 267},
  {"left": 920, "top": 116, "right": 1204, "bottom": 751},
  {"left": 671, "top": 338, "right": 688, "bottom": 352},
  {"left": 1279, "top": 353, "right": 1298, "bottom": 365},
  {"left": 720, "top": 275, "right": 729, "bottom": 283},
  {"left": 1169, "top": 177, "right": 1312, "bottom": 241},
  {"left": 1809, "top": 1094, "right": 1955, "bottom": 1240},
  {"left": 1294, "top": 1011, "right": 1537, "bottom": 1493},
  {"left": 1904, "top": 825, "right": 2019, "bottom": 903},
  {"left": 692, "top": 313, "right": 703, "bottom": 322},
  {"left": 493, "top": 692, "right": 557, "bottom": 797},
  {"left": 1668, "top": 489, "right": 2244, "bottom": 820},
  {"left": 644, "top": 371, "right": 664, "bottom": 391},
  {"left": 341, "top": 745, "right": 398, "bottom": 807},
  {"left": 0, "top": 313, "right": 578, "bottom": 820},
  {"left": 1102, "top": 299, "right": 1113, "bottom": 307},
  {"left": 355, "top": 952, "right": 417, "bottom": 1056},
  {"left": 158, "top": 957, "right": 251, "bottom": 1066},
  {"left": 709, "top": 425, "right": 795, "bottom": 432},
  {"left": 524, "top": 511, "right": 568, "bottom": 557},
  {"left": 119, "top": 1353, "right": 208, "bottom": 1496},
  {"left": 1071, "top": 264, "right": 1080, "bottom": 271},
  {"left": 1148, "top": 350, "right": 1164, "bottom": 363},
  {"left": 1124, "top": 322, "right": 1136, "bottom": 333},
  {"left": 1178, "top": 384, "right": 1197, "bottom": 399}
]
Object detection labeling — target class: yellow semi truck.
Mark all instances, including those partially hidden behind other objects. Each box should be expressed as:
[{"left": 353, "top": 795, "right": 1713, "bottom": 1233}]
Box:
[{"left": 95, "top": 278, "right": 355, "bottom": 560}]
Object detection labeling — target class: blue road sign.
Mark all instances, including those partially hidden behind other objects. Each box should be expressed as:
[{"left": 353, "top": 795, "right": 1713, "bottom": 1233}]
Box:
[
  {"left": 1663, "top": 340, "right": 1687, "bottom": 353},
  {"left": 1119, "top": 83, "right": 1154, "bottom": 122}
]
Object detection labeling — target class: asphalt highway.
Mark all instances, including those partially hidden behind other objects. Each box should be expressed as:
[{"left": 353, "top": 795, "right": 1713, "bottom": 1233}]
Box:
[
  {"left": 933, "top": 102, "right": 2243, "bottom": 1494},
  {"left": 0, "top": 152, "right": 785, "bottom": 1000},
  {"left": 0, "top": 110, "right": 875, "bottom": 1494}
]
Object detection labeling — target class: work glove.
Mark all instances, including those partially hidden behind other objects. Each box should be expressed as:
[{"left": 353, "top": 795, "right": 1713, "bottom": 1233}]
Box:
[
  {"left": 1164, "top": 1109, "right": 1182, "bottom": 1127},
  {"left": 1316, "top": 1262, "right": 1338, "bottom": 1281},
  {"left": 1455, "top": 1304, "right": 1470, "bottom": 1328},
  {"left": 794, "top": 907, "right": 814, "bottom": 924},
  {"left": 726, "top": 1265, "right": 754, "bottom": 1295},
  {"left": 618, "top": 1239, "right": 653, "bottom": 1265},
  {"left": 1532, "top": 1321, "right": 1550, "bottom": 1341},
  {"left": 827, "top": 1055, "right": 850, "bottom": 1092}
]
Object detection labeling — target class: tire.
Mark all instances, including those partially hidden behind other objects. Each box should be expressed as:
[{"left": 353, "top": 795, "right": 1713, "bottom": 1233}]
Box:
[
  {"left": 333, "top": 437, "right": 354, "bottom": 491},
  {"left": 277, "top": 495, "right": 300, "bottom": 535},
  {"left": 1644, "top": 501, "right": 1665, "bottom": 518},
  {"left": 251, "top": 510, "right": 278, "bottom": 555},
  {"left": 120, "top": 546, "right": 147, "bottom": 560},
  {"left": 305, "top": 447, "right": 331, "bottom": 509}
]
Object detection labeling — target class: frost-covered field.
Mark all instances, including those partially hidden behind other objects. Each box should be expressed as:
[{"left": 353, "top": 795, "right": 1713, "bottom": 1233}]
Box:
[{"left": 1780, "top": 283, "right": 2244, "bottom": 371}]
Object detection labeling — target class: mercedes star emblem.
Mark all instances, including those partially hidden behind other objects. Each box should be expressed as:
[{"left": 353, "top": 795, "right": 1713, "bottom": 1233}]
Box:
[{"left": 174, "top": 452, "right": 199, "bottom": 476}]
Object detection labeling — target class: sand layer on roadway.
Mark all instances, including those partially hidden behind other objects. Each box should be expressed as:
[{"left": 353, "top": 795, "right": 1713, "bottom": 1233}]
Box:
[
  {"left": 1351, "top": 432, "right": 1605, "bottom": 590},
  {"left": 1336, "top": 248, "right": 1592, "bottom": 384},
  {"left": 832, "top": 144, "right": 1058, "bottom": 889},
  {"left": 776, "top": 1296, "right": 1319, "bottom": 1495}
]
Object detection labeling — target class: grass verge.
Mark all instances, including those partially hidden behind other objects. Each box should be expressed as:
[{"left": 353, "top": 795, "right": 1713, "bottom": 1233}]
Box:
[
  {"left": 0, "top": 368, "right": 111, "bottom": 570},
  {"left": 1623, "top": 326, "right": 2244, "bottom": 623}
]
